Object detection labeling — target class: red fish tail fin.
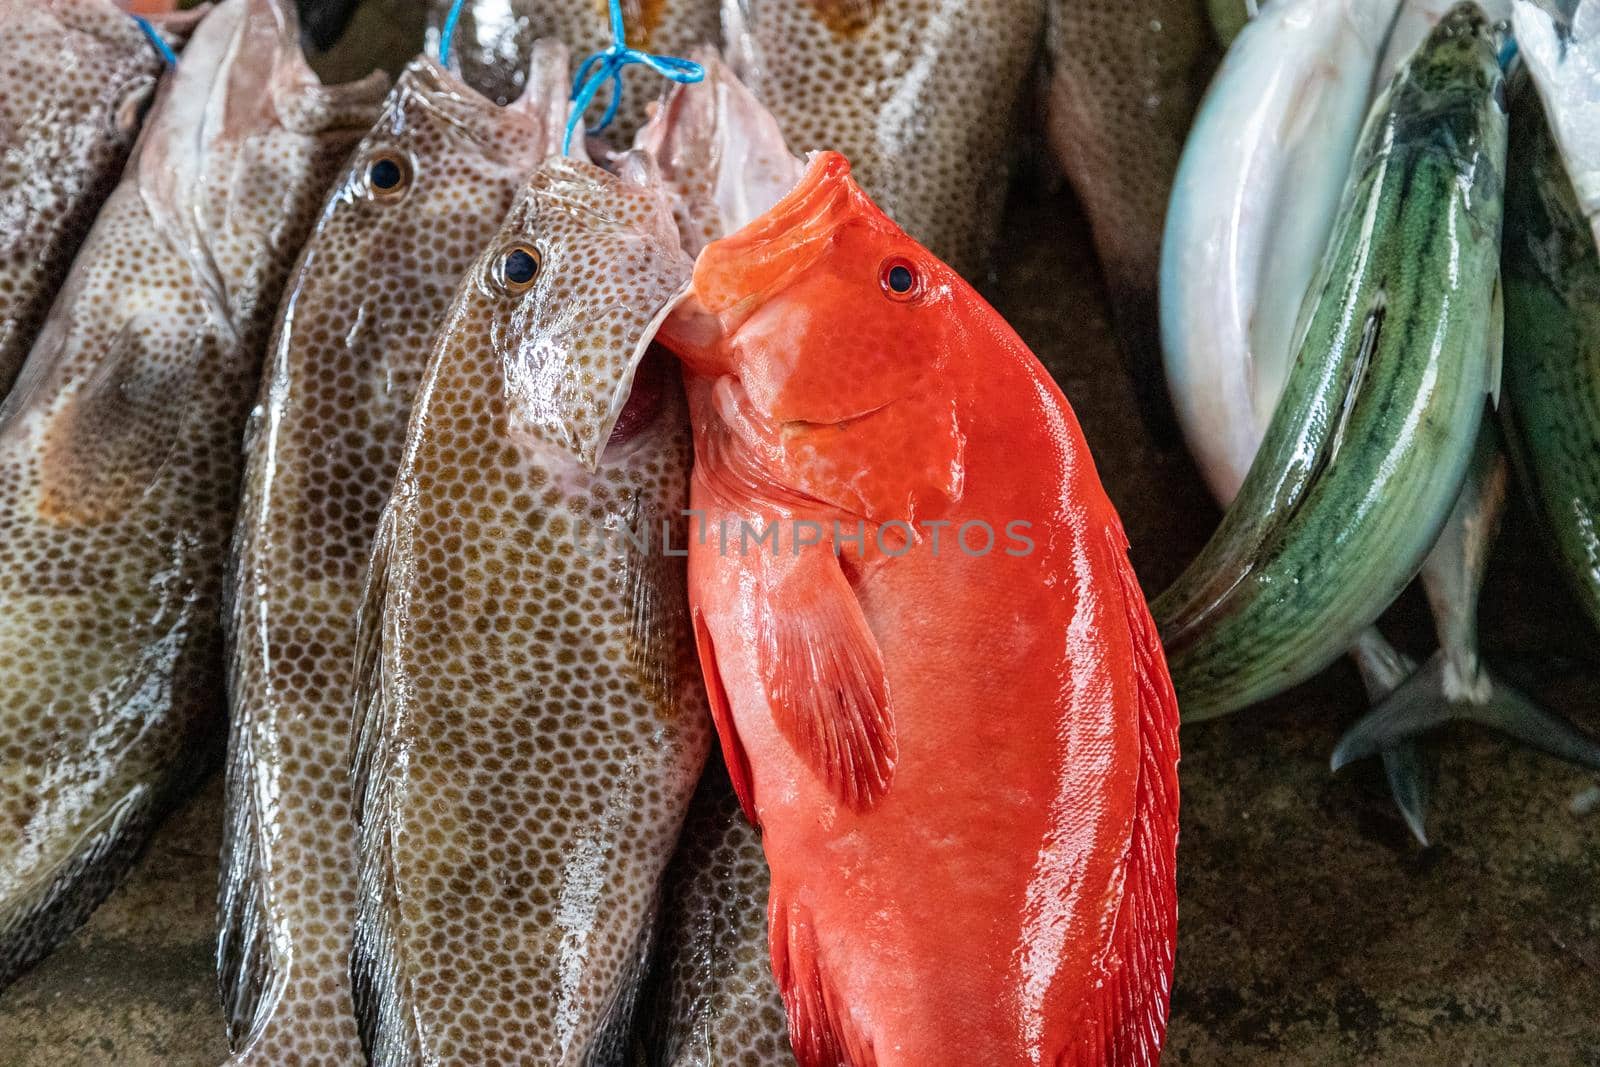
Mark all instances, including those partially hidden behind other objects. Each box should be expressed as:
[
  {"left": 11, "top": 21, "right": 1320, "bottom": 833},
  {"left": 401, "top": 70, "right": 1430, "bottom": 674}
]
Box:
[
  {"left": 769, "top": 890, "right": 874, "bottom": 1067},
  {"left": 1086, "top": 534, "right": 1182, "bottom": 1066}
]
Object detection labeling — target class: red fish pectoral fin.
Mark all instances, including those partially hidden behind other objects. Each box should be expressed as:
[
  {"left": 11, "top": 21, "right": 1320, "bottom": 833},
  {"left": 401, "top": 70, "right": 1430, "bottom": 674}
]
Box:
[
  {"left": 1090, "top": 536, "right": 1181, "bottom": 1067},
  {"left": 691, "top": 607, "right": 760, "bottom": 825},
  {"left": 756, "top": 548, "right": 896, "bottom": 810}
]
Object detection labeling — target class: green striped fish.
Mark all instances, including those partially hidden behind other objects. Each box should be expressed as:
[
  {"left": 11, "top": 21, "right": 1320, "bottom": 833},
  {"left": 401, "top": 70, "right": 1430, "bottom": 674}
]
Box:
[{"left": 1154, "top": 4, "right": 1506, "bottom": 720}]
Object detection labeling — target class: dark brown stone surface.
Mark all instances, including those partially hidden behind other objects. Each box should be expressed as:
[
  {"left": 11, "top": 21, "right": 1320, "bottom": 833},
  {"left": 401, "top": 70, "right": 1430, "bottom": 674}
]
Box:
[{"left": 0, "top": 145, "right": 1596, "bottom": 1067}]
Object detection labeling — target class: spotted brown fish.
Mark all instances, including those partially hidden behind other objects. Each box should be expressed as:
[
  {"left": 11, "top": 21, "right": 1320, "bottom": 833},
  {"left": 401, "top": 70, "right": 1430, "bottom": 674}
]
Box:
[
  {"left": 0, "top": 0, "right": 386, "bottom": 989},
  {"left": 723, "top": 0, "right": 1044, "bottom": 278},
  {"left": 350, "top": 151, "right": 710, "bottom": 1064},
  {"left": 219, "top": 42, "right": 570, "bottom": 1065},
  {"left": 0, "top": 0, "right": 203, "bottom": 398}
]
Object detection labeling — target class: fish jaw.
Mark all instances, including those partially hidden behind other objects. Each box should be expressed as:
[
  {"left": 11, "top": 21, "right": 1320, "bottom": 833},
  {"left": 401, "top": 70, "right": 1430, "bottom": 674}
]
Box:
[
  {"left": 1161, "top": 0, "right": 1397, "bottom": 505},
  {"left": 134, "top": 0, "right": 389, "bottom": 330},
  {"left": 479, "top": 153, "right": 694, "bottom": 469},
  {"left": 661, "top": 153, "right": 969, "bottom": 526},
  {"left": 632, "top": 47, "right": 806, "bottom": 257}
]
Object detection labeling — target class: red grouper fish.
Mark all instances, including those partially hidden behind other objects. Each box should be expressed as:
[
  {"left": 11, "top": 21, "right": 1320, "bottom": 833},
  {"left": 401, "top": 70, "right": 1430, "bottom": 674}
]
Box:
[{"left": 657, "top": 151, "right": 1181, "bottom": 1067}]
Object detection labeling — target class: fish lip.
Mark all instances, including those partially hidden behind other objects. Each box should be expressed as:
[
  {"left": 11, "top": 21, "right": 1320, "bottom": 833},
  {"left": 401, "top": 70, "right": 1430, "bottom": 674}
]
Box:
[{"left": 687, "top": 150, "right": 859, "bottom": 318}]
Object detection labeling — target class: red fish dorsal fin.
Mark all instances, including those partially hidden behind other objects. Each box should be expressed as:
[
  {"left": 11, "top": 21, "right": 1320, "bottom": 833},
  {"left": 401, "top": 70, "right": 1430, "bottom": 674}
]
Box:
[
  {"left": 757, "top": 546, "right": 896, "bottom": 811},
  {"left": 1077, "top": 530, "right": 1181, "bottom": 1066}
]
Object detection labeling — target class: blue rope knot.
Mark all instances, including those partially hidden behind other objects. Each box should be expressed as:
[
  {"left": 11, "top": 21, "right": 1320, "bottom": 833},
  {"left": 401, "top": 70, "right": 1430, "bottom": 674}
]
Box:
[{"left": 565, "top": 36, "right": 703, "bottom": 155}]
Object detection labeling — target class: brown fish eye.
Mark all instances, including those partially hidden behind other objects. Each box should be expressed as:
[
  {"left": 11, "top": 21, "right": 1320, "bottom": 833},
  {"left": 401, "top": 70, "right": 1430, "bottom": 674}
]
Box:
[
  {"left": 495, "top": 245, "right": 542, "bottom": 293},
  {"left": 364, "top": 152, "right": 411, "bottom": 199},
  {"left": 880, "top": 257, "right": 920, "bottom": 301}
]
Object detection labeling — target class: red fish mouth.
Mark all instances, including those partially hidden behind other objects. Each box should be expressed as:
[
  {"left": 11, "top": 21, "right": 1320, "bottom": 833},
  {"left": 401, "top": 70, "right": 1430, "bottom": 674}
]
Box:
[{"left": 688, "top": 151, "right": 872, "bottom": 324}]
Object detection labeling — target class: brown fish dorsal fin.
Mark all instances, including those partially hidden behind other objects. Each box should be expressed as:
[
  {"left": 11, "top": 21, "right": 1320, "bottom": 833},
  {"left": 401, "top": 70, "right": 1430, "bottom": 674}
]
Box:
[{"left": 755, "top": 546, "right": 895, "bottom": 810}]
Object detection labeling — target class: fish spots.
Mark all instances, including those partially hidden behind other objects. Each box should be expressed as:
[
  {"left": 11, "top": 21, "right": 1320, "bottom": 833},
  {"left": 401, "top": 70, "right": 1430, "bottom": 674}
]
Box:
[
  {"left": 221, "top": 53, "right": 572, "bottom": 1065},
  {"left": 350, "top": 156, "right": 707, "bottom": 1061},
  {"left": 726, "top": 0, "right": 1042, "bottom": 275},
  {"left": 0, "top": 0, "right": 186, "bottom": 396},
  {"left": 804, "top": 0, "right": 882, "bottom": 37},
  {"left": 0, "top": 0, "right": 382, "bottom": 996}
]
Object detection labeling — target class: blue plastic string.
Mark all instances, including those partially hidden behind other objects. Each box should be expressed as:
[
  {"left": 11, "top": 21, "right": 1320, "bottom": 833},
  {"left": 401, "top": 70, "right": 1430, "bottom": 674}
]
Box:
[
  {"left": 1498, "top": 36, "right": 1519, "bottom": 72},
  {"left": 563, "top": 0, "right": 703, "bottom": 155},
  {"left": 131, "top": 14, "right": 178, "bottom": 67},
  {"left": 439, "top": 0, "right": 468, "bottom": 67}
]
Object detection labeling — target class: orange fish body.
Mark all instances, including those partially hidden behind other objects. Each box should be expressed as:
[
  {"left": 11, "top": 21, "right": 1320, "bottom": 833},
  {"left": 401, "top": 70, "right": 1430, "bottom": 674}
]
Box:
[{"left": 660, "top": 152, "right": 1180, "bottom": 1067}]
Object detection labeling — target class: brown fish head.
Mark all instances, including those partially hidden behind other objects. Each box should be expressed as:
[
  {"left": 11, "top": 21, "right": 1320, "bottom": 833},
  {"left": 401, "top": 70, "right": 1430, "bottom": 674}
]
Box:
[
  {"left": 445, "top": 149, "right": 695, "bottom": 471},
  {"left": 130, "top": 0, "right": 390, "bottom": 326},
  {"left": 632, "top": 46, "right": 805, "bottom": 256},
  {"left": 277, "top": 40, "right": 575, "bottom": 399}
]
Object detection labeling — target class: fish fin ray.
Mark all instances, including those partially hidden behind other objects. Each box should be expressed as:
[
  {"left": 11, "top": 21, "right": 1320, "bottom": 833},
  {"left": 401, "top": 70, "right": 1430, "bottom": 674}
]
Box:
[
  {"left": 757, "top": 550, "right": 895, "bottom": 810},
  {"left": 1076, "top": 535, "right": 1180, "bottom": 1067},
  {"left": 346, "top": 500, "right": 426, "bottom": 1064},
  {"left": 768, "top": 889, "right": 874, "bottom": 1067},
  {"left": 692, "top": 608, "right": 759, "bottom": 824}
]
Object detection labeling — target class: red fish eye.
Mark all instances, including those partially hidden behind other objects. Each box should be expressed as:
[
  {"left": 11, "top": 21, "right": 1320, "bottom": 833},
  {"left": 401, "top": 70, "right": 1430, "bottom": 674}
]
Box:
[{"left": 879, "top": 257, "right": 921, "bottom": 301}]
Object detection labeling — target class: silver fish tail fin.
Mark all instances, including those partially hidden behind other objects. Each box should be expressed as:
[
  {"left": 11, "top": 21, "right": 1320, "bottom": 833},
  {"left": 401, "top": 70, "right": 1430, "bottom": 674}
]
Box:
[{"left": 1332, "top": 651, "right": 1600, "bottom": 841}]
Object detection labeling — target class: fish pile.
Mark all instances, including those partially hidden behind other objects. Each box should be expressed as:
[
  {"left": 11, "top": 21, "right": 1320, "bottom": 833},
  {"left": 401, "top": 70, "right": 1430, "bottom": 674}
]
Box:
[
  {"left": 0, "top": 0, "right": 1184, "bottom": 1063},
  {"left": 1159, "top": 0, "right": 1600, "bottom": 840},
  {"left": 6, "top": 0, "right": 1600, "bottom": 1057}
]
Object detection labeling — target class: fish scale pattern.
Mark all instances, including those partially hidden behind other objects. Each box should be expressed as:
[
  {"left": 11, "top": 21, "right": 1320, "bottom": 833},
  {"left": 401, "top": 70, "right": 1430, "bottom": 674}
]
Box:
[
  {"left": 350, "top": 155, "right": 709, "bottom": 1066},
  {"left": 0, "top": 0, "right": 385, "bottom": 991},
  {"left": 0, "top": 0, "right": 201, "bottom": 398},
  {"left": 219, "top": 46, "right": 571, "bottom": 1065},
  {"left": 643, "top": 759, "right": 794, "bottom": 1067},
  {"left": 723, "top": 0, "right": 1044, "bottom": 278}
]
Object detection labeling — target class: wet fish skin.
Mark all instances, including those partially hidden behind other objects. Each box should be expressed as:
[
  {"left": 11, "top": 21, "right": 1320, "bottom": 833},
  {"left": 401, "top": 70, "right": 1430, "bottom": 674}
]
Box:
[
  {"left": 424, "top": 0, "right": 720, "bottom": 145},
  {"left": 1045, "top": 0, "right": 1215, "bottom": 427},
  {"left": 632, "top": 46, "right": 804, "bottom": 260},
  {"left": 723, "top": 0, "right": 1045, "bottom": 278},
  {"left": 1154, "top": 6, "right": 1507, "bottom": 720},
  {"left": 1502, "top": 75, "right": 1600, "bottom": 632},
  {"left": 0, "top": 0, "right": 202, "bottom": 399},
  {"left": 661, "top": 151, "right": 1180, "bottom": 1066},
  {"left": 0, "top": 0, "right": 387, "bottom": 989},
  {"left": 630, "top": 55, "right": 798, "bottom": 1066},
  {"left": 350, "top": 152, "right": 709, "bottom": 1066},
  {"left": 640, "top": 759, "right": 792, "bottom": 1067},
  {"left": 1513, "top": 0, "right": 1600, "bottom": 252},
  {"left": 1161, "top": 0, "right": 1397, "bottom": 506},
  {"left": 218, "top": 45, "right": 568, "bottom": 1065}
]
